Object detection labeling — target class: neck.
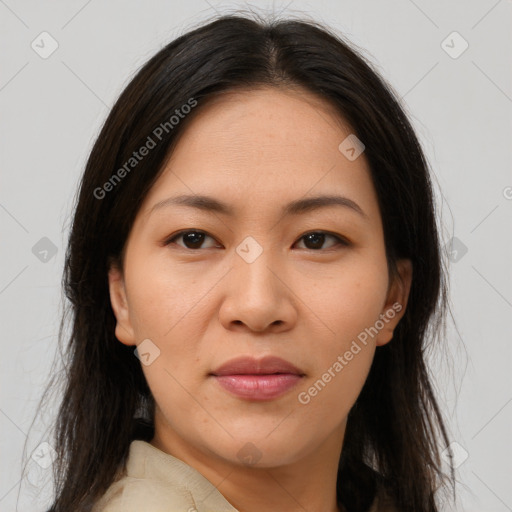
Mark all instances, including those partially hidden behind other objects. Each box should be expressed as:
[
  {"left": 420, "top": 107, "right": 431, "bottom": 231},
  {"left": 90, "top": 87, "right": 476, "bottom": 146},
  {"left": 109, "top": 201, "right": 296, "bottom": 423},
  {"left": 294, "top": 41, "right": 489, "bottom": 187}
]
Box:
[{"left": 151, "top": 418, "right": 346, "bottom": 512}]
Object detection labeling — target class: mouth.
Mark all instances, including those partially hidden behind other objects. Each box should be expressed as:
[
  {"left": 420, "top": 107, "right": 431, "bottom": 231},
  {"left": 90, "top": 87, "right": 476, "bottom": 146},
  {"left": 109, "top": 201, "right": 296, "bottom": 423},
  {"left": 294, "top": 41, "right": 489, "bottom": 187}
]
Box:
[{"left": 209, "top": 355, "right": 305, "bottom": 401}]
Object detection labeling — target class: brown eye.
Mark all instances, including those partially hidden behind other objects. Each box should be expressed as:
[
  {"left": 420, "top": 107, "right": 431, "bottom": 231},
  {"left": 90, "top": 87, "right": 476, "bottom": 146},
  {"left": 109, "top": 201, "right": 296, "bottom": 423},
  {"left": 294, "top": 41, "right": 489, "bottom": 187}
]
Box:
[
  {"left": 165, "top": 230, "right": 219, "bottom": 250},
  {"left": 164, "top": 230, "right": 349, "bottom": 251},
  {"left": 294, "top": 231, "right": 348, "bottom": 251}
]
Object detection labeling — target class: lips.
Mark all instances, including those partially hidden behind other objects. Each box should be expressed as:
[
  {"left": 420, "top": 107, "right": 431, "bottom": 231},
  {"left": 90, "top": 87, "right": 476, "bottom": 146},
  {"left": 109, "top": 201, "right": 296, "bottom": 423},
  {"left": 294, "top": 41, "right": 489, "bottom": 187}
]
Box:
[
  {"left": 211, "top": 355, "right": 304, "bottom": 376},
  {"left": 210, "top": 356, "right": 305, "bottom": 401}
]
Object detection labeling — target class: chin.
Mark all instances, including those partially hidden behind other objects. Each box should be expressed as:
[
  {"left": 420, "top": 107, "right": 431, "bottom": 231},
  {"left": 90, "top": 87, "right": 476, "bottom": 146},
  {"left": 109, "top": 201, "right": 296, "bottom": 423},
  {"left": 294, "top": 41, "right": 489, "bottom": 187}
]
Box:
[{"left": 200, "top": 425, "right": 313, "bottom": 469}]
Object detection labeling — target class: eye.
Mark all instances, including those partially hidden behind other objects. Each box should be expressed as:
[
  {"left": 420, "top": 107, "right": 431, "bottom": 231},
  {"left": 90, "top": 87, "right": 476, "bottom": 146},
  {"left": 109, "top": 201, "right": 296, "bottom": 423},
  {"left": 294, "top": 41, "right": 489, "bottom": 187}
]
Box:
[
  {"left": 164, "top": 230, "right": 220, "bottom": 250},
  {"left": 164, "top": 230, "right": 349, "bottom": 251},
  {"left": 294, "top": 231, "right": 349, "bottom": 251}
]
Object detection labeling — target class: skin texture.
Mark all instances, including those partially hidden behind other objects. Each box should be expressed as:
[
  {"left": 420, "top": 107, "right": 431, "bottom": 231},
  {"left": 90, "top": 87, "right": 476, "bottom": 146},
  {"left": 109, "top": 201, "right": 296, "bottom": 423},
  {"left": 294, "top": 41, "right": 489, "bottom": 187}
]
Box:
[{"left": 108, "top": 86, "right": 412, "bottom": 512}]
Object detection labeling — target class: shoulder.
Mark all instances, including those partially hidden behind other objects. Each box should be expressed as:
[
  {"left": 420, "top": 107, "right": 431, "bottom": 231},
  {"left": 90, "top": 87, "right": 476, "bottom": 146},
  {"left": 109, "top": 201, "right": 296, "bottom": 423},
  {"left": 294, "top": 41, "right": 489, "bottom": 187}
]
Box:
[
  {"left": 91, "top": 440, "right": 238, "bottom": 512},
  {"left": 91, "top": 475, "right": 196, "bottom": 512}
]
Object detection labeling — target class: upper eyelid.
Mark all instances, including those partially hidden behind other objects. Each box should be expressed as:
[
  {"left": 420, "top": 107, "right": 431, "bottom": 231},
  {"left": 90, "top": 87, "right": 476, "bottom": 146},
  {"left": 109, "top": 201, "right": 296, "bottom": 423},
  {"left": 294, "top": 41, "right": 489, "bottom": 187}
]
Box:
[{"left": 165, "top": 229, "right": 349, "bottom": 247}]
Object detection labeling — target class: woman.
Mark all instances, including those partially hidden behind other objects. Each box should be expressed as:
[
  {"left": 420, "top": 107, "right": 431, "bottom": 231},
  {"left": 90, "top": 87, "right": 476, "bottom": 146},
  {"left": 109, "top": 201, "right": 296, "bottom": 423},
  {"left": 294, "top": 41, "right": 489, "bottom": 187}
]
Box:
[{"left": 45, "top": 13, "right": 455, "bottom": 512}]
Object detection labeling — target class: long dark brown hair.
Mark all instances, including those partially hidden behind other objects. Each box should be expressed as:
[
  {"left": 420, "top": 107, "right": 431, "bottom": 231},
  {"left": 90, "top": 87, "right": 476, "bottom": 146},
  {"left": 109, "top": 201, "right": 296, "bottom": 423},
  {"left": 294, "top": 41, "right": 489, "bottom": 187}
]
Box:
[{"left": 39, "top": 12, "right": 455, "bottom": 512}]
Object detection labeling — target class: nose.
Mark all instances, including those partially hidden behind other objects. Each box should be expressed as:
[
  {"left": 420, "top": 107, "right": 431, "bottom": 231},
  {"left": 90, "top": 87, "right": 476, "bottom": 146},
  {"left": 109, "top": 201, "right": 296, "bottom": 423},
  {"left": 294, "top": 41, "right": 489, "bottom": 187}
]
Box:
[{"left": 217, "top": 245, "right": 298, "bottom": 333}]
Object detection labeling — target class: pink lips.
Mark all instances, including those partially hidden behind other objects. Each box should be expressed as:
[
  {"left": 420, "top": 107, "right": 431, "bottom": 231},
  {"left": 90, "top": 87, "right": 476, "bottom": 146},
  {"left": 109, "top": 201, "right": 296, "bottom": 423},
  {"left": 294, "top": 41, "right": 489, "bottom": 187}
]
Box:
[{"left": 210, "top": 356, "right": 304, "bottom": 401}]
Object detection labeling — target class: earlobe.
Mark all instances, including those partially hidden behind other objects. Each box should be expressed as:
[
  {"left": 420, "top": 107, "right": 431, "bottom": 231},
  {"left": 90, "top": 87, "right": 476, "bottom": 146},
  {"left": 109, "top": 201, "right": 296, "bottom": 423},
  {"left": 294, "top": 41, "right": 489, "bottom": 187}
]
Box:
[
  {"left": 108, "top": 265, "right": 137, "bottom": 346},
  {"left": 376, "top": 259, "right": 413, "bottom": 347}
]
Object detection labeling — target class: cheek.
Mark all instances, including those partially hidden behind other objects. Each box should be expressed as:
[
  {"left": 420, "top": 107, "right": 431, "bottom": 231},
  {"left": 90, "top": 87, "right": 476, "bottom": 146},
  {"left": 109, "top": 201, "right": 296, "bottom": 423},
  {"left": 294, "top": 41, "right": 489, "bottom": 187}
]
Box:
[
  {"left": 124, "top": 251, "right": 211, "bottom": 340},
  {"left": 124, "top": 253, "right": 216, "bottom": 396},
  {"left": 295, "top": 294, "right": 381, "bottom": 434},
  {"left": 292, "top": 258, "right": 388, "bottom": 422},
  {"left": 294, "top": 344, "right": 374, "bottom": 447},
  {"left": 295, "top": 255, "right": 389, "bottom": 342},
  {"left": 301, "top": 342, "right": 375, "bottom": 395}
]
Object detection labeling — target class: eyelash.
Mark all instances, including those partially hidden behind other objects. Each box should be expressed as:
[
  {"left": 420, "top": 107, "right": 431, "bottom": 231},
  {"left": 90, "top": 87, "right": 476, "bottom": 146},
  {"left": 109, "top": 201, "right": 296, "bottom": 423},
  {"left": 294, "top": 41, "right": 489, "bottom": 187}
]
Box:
[{"left": 163, "top": 229, "right": 350, "bottom": 251}]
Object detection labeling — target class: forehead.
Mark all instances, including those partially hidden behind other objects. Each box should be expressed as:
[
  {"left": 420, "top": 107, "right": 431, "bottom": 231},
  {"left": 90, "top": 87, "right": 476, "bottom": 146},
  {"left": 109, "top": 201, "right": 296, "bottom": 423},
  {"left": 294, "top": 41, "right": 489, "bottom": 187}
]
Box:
[
  {"left": 168, "top": 86, "right": 351, "bottom": 163},
  {"left": 139, "top": 86, "right": 379, "bottom": 223}
]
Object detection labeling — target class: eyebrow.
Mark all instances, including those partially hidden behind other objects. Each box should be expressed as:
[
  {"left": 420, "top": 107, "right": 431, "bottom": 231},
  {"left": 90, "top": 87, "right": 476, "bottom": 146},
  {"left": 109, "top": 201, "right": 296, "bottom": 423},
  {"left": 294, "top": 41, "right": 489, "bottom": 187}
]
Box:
[{"left": 149, "top": 193, "right": 368, "bottom": 219}]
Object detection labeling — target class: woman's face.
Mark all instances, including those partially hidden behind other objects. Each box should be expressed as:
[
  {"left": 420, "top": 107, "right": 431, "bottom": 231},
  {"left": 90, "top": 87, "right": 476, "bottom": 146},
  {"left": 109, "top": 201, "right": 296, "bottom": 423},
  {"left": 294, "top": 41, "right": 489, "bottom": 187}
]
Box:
[{"left": 108, "top": 87, "right": 411, "bottom": 468}]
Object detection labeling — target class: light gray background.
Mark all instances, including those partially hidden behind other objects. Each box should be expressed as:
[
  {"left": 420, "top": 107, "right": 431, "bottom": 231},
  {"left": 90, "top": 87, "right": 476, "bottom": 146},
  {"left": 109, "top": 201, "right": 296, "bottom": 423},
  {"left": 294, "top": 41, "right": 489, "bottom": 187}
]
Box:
[{"left": 1, "top": 1, "right": 511, "bottom": 511}]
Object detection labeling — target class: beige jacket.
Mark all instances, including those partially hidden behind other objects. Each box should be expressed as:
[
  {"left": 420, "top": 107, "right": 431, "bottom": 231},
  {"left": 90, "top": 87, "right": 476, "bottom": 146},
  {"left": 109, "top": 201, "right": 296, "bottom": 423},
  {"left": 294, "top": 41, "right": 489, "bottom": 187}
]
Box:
[{"left": 92, "top": 440, "right": 396, "bottom": 511}]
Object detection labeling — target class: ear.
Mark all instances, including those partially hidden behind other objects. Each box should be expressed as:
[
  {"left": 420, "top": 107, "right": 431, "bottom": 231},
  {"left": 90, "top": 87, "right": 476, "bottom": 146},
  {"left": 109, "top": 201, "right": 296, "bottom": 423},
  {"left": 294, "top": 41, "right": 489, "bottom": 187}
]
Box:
[
  {"left": 375, "top": 259, "right": 413, "bottom": 347},
  {"left": 108, "top": 263, "right": 137, "bottom": 346}
]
